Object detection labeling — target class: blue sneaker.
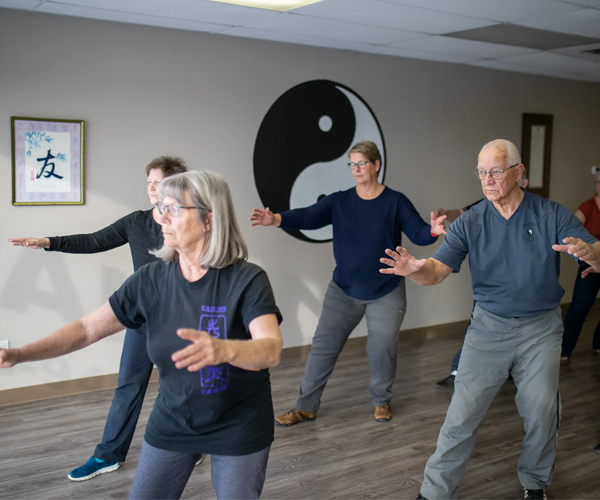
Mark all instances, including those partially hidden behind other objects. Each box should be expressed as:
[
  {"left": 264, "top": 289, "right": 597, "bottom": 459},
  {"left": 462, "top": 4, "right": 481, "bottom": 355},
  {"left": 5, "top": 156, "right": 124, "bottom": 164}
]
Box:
[
  {"left": 67, "top": 456, "right": 120, "bottom": 481},
  {"left": 195, "top": 454, "right": 203, "bottom": 466}
]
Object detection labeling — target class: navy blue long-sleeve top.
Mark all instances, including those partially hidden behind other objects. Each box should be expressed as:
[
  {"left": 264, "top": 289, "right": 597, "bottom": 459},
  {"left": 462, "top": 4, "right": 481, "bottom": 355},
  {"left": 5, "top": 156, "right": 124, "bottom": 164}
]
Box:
[{"left": 280, "top": 187, "right": 437, "bottom": 300}]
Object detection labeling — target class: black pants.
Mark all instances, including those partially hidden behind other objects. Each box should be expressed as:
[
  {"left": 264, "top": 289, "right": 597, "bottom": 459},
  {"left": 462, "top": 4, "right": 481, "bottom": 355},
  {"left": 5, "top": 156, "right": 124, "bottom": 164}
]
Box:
[
  {"left": 561, "top": 271, "right": 600, "bottom": 358},
  {"left": 94, "top": 328, "right": 153, "bottom": 462}
]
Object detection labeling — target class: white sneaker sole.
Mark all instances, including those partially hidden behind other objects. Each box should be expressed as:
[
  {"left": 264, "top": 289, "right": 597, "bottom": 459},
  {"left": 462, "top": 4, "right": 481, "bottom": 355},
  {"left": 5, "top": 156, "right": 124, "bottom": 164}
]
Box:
[{"left": 68, "top": 462, "right": 121, "bottom": 481}]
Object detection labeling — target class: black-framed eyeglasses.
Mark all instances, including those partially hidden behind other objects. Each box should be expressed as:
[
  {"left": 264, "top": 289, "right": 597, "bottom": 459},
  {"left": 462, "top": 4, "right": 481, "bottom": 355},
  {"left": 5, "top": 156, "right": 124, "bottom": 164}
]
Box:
[
  {"left": 155, "top": 202, "right": 211, "bottom": 218},
  {"left": 347, "top": 160, "right": 371, "bottom": 170},
  {"left": 474, "top": 163, "right": 520, "bottom": 180}
]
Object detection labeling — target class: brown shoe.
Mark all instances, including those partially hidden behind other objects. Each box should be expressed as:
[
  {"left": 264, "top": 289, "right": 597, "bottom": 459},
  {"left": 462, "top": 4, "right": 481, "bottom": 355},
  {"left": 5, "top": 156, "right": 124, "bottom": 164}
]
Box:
[
  {"left": 374, "top": 404, "right": 392, "bottom": 422},
  {"left": 275, "top": 408, "right": 316, "bottom": 427}
]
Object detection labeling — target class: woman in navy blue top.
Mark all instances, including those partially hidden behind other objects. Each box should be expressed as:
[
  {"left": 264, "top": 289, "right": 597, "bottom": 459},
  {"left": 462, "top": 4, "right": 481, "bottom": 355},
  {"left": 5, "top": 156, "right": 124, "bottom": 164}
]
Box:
[{"left": 250, "top": 141, "right": 446, "bottom": 425}]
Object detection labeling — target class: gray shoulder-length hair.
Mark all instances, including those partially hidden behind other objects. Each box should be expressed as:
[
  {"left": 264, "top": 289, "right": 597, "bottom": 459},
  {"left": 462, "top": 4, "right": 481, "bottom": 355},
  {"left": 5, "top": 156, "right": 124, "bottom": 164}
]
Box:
[{"left": 151, "top": 171, "right": 248, "bottom": 268}]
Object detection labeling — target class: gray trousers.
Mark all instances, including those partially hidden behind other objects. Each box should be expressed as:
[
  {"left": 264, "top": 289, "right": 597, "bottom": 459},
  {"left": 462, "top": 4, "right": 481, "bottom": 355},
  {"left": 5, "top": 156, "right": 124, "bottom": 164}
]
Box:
[
  {"left": 129, "top": 440, "right": 270, "bottom": 500},
  {"left": 295, "top": 280, "right": 407, "bottom": 412},
  {"left": 421, "top": 305, "right": 562, "bottom": 500}
]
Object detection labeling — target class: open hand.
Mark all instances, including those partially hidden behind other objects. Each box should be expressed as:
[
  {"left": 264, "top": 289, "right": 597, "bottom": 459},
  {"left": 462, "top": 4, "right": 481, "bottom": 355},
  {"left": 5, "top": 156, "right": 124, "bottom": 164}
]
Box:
[
  {"left": 380, "top": 246, "right": 427, "bottom": 276},
  {"left": 552, "top": 238, "right": 599, "bottom": 266},
  {"left": 249, "top": 208, "right": 275, "bottom": 227},
  {"left": 171, "top": 329, "right": 228, "bottom": 371},
  {"left": 7, "top": 237, "right": 49, "bottom": 249},
  {"left": 430, "top": 212, "right": 447, "bottom": 236}
]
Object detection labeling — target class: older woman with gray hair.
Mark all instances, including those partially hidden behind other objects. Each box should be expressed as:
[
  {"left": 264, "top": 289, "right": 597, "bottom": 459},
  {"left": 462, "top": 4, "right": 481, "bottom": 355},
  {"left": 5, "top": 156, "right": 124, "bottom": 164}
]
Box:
[{"left": 1, "top": 171, "right": 283, "bottom": 500}]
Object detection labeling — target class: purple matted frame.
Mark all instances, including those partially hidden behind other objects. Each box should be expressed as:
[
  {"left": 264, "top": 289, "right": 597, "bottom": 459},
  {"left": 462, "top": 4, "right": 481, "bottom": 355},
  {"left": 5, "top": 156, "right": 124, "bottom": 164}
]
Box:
[{"left": 11, "top": 117, "right": 84, "bottom": 205}]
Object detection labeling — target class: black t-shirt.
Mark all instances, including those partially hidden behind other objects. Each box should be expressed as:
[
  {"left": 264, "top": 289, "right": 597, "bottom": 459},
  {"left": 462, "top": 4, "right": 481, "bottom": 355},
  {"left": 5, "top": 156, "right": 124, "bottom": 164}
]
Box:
[{"left": 109, "top": 259, "right": 282, "bottom": 455}]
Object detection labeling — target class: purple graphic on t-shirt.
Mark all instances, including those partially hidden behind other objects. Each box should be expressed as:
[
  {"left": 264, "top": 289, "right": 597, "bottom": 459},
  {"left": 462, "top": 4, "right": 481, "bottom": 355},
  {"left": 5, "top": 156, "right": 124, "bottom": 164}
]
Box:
[{"left": 199, "top": 310, "right": 229, "bottom": 394}]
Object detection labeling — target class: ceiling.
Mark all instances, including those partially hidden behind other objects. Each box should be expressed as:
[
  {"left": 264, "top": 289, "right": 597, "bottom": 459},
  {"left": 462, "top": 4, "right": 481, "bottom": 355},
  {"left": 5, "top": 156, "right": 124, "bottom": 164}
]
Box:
[{"left": 3, "top": 0, "right": 600, "bottom": 83}]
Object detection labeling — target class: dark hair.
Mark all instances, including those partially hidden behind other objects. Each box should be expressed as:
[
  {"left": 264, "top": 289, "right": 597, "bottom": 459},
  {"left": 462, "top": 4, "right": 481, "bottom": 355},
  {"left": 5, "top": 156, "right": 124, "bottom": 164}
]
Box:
[
  {"left": 348, "top": 141, "right": 382, "bottom": 164},
  {"left": 145, "top": 156, "right": 188, "bottom": 177}
]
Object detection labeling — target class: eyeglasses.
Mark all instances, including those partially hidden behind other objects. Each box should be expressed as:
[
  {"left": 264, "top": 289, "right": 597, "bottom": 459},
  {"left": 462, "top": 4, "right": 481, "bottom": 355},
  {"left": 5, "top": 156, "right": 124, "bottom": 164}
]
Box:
[
  {"left": 155, "top": 202, "right": 211, "bottom": 218},
  {"left": 474, "top": 163, "right": 520, "bottom": 180},
  {"left": 347, "top": 160, "right": 371, "bottom": 170}
]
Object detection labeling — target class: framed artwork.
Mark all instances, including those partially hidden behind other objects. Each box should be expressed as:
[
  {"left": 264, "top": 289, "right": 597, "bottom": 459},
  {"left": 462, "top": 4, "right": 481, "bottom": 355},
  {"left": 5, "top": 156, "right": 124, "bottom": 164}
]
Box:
[
  {"left": 521, "top": 113, "right": 553, "bottom": 199},
  {"left": 11, "top": 117, "right": 84, "bottom": 205}
]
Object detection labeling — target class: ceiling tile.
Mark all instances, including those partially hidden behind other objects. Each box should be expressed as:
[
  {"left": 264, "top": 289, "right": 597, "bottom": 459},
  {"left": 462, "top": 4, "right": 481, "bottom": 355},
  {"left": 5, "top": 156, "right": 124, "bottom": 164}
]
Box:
[
  {"left": 390, "top": 36, "right": 541, "bottom": 59},
  {"left": 446, "top": 24, "right": 600, "bottom": 50},
  {"left": 221, "top": 26, "right": 369, "bottom": 51},
  {"left": 472, "top": 59, "right": 600, "bottom": 82},
  {"left": 293, "top": 0, "right": 494, "bottom": 33},
  {"left": 0, "top": 0, "right": 41, "bottom": 9},
  {"left": 563, "top": 0, "right": 600, "bottom": 8},
  {"left": 360, "top": 44, "right": 483, "bottom": 64},
  {"left": 383, "top": 0, "right": 583, "bottom": 23},
  {"left": 39, "top": 0, "right": 281, "bottom": 25},
  {"left": 552, "top": 41, "right": 600, "bottom": 62},
  {"left": 242, "top": 12, "right": 427, "bottom": 45},
  {"left": 496, "top": 51, "right": 600, "bottom": 76},
  {"left": 36, "top": 2, "right": 230, "bottom": 32},
  {"left": 516, "top": 7, "right": 600, "bottom": 38}
]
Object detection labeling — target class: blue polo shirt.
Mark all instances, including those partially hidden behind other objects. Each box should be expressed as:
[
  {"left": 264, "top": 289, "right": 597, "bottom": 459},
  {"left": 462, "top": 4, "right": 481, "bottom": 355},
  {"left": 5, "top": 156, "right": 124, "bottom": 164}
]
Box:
[{"left": 433, "top": 191, "right": 597, "bottom": 318}]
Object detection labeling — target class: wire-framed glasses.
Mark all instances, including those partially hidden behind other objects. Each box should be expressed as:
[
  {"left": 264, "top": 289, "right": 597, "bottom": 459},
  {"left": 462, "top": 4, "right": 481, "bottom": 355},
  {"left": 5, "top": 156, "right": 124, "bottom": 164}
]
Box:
[
  {"left": 474, "top": 163, "right": 520, "bottom": 180},
  {"left": 155, "top": 202, "right": 211, "bottom": 217}
]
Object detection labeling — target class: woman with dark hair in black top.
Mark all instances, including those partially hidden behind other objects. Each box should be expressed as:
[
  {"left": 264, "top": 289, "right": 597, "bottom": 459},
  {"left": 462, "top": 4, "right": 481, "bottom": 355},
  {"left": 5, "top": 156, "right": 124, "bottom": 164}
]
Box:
[{"left": 7, "top": 156, "right": 189, "bottom": 481}]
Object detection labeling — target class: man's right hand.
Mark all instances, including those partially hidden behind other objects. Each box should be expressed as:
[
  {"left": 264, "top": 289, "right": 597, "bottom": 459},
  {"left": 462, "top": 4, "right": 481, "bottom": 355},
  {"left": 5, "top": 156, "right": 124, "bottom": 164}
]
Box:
[
  {"left": 7, "top": 237, "right": 50, "bottom": 249},
  {"left": 379, "top": 246, "right": 427, "bottom": 277}
]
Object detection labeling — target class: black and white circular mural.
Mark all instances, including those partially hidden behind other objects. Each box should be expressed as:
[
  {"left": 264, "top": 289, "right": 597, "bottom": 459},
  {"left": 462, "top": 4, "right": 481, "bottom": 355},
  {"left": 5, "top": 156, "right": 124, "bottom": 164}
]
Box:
[{"left": 253, "top": 80, "right": 386, "bottom": 243}]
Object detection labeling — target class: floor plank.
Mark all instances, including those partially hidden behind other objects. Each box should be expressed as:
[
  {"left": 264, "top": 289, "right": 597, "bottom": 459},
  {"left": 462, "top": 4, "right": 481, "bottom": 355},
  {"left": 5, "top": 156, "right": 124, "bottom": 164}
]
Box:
[{"left": 1, "top": 307, "right": 599, "bottom": 499}]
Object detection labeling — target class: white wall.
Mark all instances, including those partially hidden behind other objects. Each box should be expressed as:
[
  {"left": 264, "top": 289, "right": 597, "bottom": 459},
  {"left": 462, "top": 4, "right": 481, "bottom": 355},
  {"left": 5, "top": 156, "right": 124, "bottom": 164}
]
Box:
[{"left": 1, "top": 9, "right": 599, "bottom": 391}]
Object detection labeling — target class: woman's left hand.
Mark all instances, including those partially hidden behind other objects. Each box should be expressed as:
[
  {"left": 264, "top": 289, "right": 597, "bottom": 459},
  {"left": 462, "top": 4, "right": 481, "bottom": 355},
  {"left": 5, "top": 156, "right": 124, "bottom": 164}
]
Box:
[
  {"left": 172, "top": 329, "right": 228, "bottom": 371},
  {"left": 430, "top": 212, "right": 447, "bottom": 236}
]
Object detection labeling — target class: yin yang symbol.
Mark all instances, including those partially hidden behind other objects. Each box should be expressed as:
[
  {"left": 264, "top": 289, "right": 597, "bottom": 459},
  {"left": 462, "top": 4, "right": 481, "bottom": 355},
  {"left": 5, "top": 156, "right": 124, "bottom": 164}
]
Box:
[{"left": 253, "top": 80, "right": 386, "bottom": 243}]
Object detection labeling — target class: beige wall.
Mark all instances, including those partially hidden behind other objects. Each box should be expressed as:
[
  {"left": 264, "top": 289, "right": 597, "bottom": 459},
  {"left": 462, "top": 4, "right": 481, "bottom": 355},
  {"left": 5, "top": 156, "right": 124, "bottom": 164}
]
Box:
[{"left": 1, "top": 8, "right": 599, "bottom": 392}]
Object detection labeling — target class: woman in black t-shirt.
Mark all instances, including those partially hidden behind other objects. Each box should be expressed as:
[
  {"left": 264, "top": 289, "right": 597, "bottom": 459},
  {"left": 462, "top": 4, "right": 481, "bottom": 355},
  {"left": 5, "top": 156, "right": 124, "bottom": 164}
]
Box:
[{"left": 1, "top": 171, "right": 283, "bottom": 500}]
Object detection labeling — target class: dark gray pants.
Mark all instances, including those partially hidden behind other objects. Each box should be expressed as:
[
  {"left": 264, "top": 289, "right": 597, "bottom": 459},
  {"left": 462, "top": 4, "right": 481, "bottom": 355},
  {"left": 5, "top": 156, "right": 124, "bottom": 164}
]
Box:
[
  {"left": 295, "top": 280, "right": 407, "bottom": 412},
  {"left": 128, "top": 440, "right": 270, "bottom": 500},
  {"left": 421, "top": 305, "right": 562, "bottom": 499}
]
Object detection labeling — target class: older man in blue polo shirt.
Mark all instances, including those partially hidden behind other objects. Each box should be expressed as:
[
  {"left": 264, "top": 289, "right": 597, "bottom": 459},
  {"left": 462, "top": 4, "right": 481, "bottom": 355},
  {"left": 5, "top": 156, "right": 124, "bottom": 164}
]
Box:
[{"left": 381, "top": 139, "right": 600, "bottom": 500}]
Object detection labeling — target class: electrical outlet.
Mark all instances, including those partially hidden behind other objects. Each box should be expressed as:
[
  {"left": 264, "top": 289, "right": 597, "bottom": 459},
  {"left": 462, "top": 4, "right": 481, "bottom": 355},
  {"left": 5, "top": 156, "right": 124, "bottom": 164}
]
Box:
[
  {"left": 0, "top": 340, "right": 9, "bottom": 349},
  {"left": 591, "top": 165, "right": 600, "bottom": 175}
]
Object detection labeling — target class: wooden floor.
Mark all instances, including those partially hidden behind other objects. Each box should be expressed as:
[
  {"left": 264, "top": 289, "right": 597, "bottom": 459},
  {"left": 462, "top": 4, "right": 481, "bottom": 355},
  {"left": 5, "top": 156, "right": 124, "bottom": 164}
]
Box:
[{"left": 2, "top": 308, "right": 600, "bottom": 500}]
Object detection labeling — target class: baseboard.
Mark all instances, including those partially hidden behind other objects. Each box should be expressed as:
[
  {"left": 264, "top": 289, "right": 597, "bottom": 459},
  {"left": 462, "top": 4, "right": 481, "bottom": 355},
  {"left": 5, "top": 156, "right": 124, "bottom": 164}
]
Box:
[
  {"left": 0, "top": 369, "right": 159, "bottom": 408},
  {"left": 0, "top": 302, "right": 578, "bottom": 407}
]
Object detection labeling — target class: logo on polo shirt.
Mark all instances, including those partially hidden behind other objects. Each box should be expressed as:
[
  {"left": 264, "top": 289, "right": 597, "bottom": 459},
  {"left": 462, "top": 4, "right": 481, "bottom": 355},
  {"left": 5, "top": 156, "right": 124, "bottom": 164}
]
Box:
[
  {"left": 524, "top": 223, "right": 537, "bottom": 241},
  {"left": 253, "top": 80, "right": 386, "bottom": 243}
]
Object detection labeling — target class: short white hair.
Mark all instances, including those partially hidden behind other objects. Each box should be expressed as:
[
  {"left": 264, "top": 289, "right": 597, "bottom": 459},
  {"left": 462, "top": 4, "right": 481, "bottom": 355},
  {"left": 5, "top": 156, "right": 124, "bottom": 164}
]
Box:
[
  {"left": 151, "top": 171, "right": 248, "bottom": 268},
  {"left": 480, "top": 139, "right": 522, "bottom": 166}
]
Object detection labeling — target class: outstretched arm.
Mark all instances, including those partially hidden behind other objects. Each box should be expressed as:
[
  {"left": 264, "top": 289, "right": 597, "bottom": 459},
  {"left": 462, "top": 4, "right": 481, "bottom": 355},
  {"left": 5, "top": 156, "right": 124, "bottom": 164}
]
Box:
[
  {"left": 0, "top": 302, "right": 124, "bottom": 368},
  {"left": 553, "top": 239, "right": 600, "bottom": 273},
  {"left": 171, "top": 313, "right": 282, "bottom": 372},
  {"left": 380, "top": 246, "right": 454, "bottom": 286}
]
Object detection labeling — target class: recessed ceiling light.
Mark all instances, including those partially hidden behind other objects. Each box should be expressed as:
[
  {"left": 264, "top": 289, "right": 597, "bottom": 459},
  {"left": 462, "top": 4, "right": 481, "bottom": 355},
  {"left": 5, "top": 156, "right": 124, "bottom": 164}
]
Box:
[{"left": 207, "top": 0, "right": 323, "bottom": 11}]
